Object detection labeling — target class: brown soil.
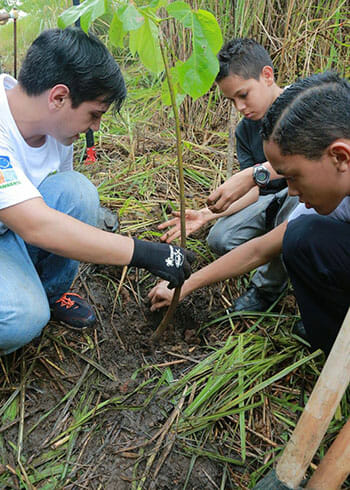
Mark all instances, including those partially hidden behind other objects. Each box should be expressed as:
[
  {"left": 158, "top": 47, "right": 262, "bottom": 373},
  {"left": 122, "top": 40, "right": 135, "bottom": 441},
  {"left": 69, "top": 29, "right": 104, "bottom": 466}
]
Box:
[{"left": 2, "top": 261, "right": 246, "bottom": 489}]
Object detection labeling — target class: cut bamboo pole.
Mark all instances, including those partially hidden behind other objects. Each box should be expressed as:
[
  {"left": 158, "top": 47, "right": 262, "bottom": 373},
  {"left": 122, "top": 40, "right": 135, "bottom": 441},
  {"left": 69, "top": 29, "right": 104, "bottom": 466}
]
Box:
[
  {"left": 306, "top": 417, "right": 350, "bottom": 490},
  {"left": 275, "top": 307, "right": 350, "bottom": 488}
]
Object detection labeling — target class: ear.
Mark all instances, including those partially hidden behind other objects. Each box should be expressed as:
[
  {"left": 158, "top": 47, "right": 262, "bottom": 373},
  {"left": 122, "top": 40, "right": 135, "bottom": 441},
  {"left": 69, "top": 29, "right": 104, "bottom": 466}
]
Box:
[
  {"left": 261, "top": 65, "right": 275, "bottom": 86},
  {"left": 327, "top": 140, "right": 350, "bottom": 173},
  {"left": 48, "top": 84, "right": 71, "bottom": 111}
]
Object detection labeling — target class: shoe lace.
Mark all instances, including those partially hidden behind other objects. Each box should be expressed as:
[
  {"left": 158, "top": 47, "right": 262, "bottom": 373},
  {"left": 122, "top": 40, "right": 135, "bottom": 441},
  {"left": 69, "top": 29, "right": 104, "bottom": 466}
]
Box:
[{"left": 56, "top": 293, "right": 81, "bottom": 309}]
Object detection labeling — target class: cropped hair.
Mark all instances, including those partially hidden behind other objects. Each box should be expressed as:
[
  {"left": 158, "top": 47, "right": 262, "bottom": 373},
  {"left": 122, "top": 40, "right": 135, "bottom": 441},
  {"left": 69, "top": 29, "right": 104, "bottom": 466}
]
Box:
[
  {"left": 216, "top": 38, "right": 273, "bottom": 82},
  {"left": 18, "top": 27, "right": 126, "bottom": 111},
  {"left": 261, "top": 72, "right": 350, "bottom": 159}
]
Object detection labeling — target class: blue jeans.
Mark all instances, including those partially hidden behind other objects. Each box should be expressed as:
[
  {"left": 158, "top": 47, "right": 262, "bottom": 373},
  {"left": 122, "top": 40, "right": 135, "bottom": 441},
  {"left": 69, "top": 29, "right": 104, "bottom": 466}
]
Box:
[
  {"left": 207, "top": 190, "right": 299, "bottom": 295},
  {"left": 0, "top": 171, "right": 99, "bottom": 355}
]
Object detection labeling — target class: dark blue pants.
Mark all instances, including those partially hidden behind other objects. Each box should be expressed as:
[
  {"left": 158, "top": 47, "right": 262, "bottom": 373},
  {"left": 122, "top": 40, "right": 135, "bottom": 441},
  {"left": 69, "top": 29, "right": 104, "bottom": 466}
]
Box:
[{"left": 283, "top": 214, "right": 350, "bottom": 355}]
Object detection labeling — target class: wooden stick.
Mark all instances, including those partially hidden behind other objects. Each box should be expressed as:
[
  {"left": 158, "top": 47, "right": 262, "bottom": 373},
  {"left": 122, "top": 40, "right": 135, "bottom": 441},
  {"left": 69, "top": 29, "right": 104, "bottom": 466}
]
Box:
[
  {"left": 226, "top": 103, "right": 238, "bottom": 178},
  {"left": 276, "top": 307, "right": 350, "bottom": 488},
  {"left": 306, "top": 416, "right": 350, "bottom": 489}
]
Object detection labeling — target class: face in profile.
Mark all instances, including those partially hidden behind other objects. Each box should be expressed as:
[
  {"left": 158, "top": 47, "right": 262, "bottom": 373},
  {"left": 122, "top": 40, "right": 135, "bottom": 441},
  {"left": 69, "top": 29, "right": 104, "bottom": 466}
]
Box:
[
  {"left": 48, "top": 86, "right": 110, "bottom": 146},
  {"left": 217, "top": 69, "right": 277, "bottom": 121},
  {"left": 264, "top": 139, "right": 349, "bottom": 215},
  {"left": 56, "top": 98, "right": 110, "bottom": 146}
]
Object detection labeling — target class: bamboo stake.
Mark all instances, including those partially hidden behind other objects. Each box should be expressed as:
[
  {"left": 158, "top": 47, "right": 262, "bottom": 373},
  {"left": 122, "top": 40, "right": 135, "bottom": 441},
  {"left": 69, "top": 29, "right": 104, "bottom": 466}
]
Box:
[
  {"left": 306, "top": 417, "right": 350, "bottom": 489},
  {"left": 227, "top": 103, "right": 238, "bottom": 178},
  {"left": 274, "top": 307, "right": 350, "bottom": 488}
]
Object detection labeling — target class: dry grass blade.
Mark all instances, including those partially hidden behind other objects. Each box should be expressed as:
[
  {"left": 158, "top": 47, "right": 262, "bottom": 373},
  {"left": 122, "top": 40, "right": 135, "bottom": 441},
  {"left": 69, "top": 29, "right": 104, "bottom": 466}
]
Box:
[
  {"left": 135, "top": 386, "right": 187, "bottom": 489},
  {"left": 45, "top": 333, "right": 117, "bottom": 382},
  {"left": 41, "top": 364, "right": 90, "bottom": 447}
]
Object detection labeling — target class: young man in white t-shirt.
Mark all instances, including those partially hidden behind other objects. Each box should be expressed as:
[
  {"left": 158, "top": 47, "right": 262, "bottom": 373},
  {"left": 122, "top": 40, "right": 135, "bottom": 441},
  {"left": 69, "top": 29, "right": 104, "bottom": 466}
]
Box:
[
  {"left": 0, "top": 27, "right": 194, "bottom": 355},
  {"left": 149, "top": 72, "right": 350, "bottom": 356}
]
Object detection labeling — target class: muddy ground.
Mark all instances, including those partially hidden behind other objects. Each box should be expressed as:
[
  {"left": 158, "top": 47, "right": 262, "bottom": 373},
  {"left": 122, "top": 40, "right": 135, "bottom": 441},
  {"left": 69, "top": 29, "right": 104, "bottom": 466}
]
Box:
[
  {"left": 1, "top": 251, "right": 305, "bottom": 489},
  {"left": 2, "top": 258, "right": 257, "bottom": 489}
]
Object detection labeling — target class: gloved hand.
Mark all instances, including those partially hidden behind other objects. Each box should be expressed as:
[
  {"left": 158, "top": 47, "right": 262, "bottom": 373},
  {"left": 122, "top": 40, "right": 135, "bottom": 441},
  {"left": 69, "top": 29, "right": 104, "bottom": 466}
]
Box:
[{"left": 130, "top": 238, "right": 195, "bottom": 289}]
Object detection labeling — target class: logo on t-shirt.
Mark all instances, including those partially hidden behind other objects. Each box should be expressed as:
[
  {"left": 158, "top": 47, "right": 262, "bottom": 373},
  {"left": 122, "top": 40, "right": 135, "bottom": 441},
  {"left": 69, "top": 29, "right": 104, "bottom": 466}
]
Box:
[{"left": 0, "top": 156, "right": 20, "bottom": 188}]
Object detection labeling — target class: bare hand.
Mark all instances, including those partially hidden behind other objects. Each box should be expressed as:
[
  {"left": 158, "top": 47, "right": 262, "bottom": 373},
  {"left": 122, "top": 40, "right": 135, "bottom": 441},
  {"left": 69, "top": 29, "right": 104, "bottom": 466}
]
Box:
[
  {"left": 207, "top": 168, "right": 254, "bottom": 214},
  {"left": 158, "top": 209, "right": 211, "bottom": 243},
  {"left": 148, "top": 281, "right": 174, "bottom": 311}
]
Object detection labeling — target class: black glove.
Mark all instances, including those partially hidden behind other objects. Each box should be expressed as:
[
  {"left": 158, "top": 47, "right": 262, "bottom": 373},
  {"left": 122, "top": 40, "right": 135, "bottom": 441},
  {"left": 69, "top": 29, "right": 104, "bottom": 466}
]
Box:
[{"left": 130, "top": 238, "right": 195, "bottom": 289}]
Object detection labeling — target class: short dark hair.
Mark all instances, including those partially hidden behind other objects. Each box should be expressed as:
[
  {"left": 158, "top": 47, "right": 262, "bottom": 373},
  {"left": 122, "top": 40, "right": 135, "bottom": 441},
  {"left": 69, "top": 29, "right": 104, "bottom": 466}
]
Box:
[
  {"left": 18, "top": 27, "right": 126, "bottom": 111},
  {"left": 216, "top": 38, "right": 273, "bottom": 82},
  {"left": 261, "top": 72, "right": 350, "bottom": 159}
]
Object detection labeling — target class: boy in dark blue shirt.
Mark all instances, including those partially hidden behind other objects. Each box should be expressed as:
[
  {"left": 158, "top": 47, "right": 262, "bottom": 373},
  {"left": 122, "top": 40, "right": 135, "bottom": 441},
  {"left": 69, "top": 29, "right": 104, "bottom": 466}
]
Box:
[{"left": 159, "top": 38, "right": 299, "bottom": 312}]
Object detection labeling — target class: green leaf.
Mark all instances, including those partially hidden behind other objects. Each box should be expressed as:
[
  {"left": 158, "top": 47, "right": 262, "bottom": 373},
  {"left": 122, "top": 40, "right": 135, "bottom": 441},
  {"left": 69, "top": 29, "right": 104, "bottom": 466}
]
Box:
[
  {"left": 176, "top": 47, "right": 218, "bottom": 100},
  {"left": 148, "top": 0, "right": 168, "bottom": 9},
  {"left": 2, "top": 397, "right": 17, "bottom": 423},
  {"left": 117, "top": 3, "right": 144, "bottom": 31},
  {"left": 58, "top": 0, "right": 107, "bottom": 32},
  {"left": 195, "top": 9, "right": 223, "bottom": 53},
  {"left": 80, "top": 0, "right": 107, "bottom": 32},
  {"left": 174, "top": 9, "right": 222, "bottom": 99},
  {"left": 164, "top": 367, "right": 174, "bottom": 384},
  {"left": 109, "top": 12, "right": 125, "bottom": 48},
  {"left": 129, "top": 28, "right": 137, "bottom": 56},
  {"left": 129, "top": 17, "right": 163, "bottom": 74},
  {"left": 58, "top": 4, "right": 82, "bottom": 29},
  {"left": 166, "top": 1, "right": 192, "bottom": 27}
]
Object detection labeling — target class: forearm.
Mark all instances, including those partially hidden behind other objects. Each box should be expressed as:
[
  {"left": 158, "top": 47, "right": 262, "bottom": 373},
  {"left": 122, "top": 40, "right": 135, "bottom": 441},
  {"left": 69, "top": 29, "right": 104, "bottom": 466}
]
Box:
[
  {"left": 217, "top": 187, "right": 259, "bottom": 217},
  {"left": 180, "top": 222, "right": 286, "bottom": 300},
  {"left": 181, "top": 240, "right": 264, "bottom": 299},
  {"left": 243, "top": 161, "right": 283, "bottom": 183},
  {"left": 241, "top": 161, "right": 283, "bottom": 184},
  {"left": 32, "top": 210, "right": 134, "bottom": 264},
  {"left": 2, "top": 198, "right": 194, "bottom": 289},
  {"left": 262, "top": 161, "right": 281, "bottom": 180},
  {"left": 185, "top": 192, "right": 259, "bottom": 228},
  {"left": 2, "top": 199, "right": 134, "bottom": 265}
]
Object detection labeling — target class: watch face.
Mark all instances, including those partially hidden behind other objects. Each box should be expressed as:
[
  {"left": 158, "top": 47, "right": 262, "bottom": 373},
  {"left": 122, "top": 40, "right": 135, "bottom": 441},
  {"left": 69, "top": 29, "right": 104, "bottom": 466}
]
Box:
[
  {"left": 256, "top": 169, "right": 268, "bottom": 183},
  {"left": 254, "top": 166, "right": 270, "bottom": 187}
]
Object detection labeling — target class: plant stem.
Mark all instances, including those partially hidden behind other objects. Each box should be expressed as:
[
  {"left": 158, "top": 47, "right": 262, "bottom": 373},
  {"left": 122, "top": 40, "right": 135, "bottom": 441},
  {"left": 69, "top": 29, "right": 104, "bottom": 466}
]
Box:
[{"left": 151, "top": 33, "right": 186, "bottom": 342}]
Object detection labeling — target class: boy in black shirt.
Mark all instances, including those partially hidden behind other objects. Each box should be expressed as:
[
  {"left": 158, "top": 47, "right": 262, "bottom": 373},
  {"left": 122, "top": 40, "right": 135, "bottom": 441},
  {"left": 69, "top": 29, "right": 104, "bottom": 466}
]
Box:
[{"left": 159, "top": 38, "right": 299, "bottom": 312}]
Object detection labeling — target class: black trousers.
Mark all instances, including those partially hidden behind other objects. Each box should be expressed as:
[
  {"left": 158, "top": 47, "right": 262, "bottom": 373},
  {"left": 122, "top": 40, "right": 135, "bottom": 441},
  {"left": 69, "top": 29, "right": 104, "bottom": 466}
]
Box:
[{"left": 283, "top": 214, "right": 350, "bottom": 355}]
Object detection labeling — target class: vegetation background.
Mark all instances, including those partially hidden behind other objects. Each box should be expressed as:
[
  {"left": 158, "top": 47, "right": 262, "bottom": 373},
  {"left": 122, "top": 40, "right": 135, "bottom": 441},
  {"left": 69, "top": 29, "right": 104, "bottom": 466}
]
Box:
[{"left": 0, "top": 0, "right": 349, "bottom": 488}]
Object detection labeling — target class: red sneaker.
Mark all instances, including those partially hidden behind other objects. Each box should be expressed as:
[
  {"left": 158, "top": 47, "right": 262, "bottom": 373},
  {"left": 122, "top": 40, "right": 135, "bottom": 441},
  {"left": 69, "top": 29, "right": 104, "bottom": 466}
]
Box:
[{"left": 51, "top": 293, "right": 96, "bottom": 329}]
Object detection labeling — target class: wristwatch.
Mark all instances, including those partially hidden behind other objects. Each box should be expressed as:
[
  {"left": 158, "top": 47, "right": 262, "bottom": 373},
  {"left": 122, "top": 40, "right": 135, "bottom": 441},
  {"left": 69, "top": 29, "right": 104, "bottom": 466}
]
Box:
[{"left": 253, "top": 164, "right": 270, "bottom": 188}]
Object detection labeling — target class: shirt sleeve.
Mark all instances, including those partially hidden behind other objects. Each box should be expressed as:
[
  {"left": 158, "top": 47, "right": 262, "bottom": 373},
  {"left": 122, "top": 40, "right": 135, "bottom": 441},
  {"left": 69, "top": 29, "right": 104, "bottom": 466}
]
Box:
[{"left": 0, "top": 152, "right": 40, "bottom": 210}]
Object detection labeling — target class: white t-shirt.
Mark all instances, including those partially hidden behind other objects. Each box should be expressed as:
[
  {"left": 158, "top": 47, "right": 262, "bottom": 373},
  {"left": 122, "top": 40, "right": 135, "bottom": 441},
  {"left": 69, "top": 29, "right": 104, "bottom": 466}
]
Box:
[
  {"left": 288, "top": 197, "right": 350, "bottom": 224},
  {"left": 0, "top": 74, "right": 73, "bottom": 234}
]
